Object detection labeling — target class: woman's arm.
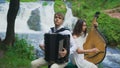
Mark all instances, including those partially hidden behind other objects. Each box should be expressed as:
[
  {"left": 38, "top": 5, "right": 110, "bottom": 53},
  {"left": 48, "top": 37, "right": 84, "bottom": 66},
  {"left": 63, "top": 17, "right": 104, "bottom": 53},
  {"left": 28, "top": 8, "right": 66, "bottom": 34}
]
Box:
[{"left": 76, "top": 48, "right": 99, "bottom": 54}]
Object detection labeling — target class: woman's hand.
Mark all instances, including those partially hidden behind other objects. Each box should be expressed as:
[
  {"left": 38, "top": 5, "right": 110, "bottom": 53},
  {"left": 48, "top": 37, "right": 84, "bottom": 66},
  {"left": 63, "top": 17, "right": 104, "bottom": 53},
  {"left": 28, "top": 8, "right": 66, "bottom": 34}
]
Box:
[
  {"left": 91, "top": 48, "right": 100, "bottom": 53},
  {"left": 59, "top": 48, "right": 67, "bottom": 58},
  {"left": 94, "top": 22, "right": 98, "bottom": 28}
]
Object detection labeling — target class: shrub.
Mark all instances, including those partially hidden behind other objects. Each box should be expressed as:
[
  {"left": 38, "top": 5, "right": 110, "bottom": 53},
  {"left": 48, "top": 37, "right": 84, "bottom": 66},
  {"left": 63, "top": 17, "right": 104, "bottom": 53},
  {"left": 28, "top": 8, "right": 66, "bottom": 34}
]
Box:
[{"left": 10, "top": 36, "right": 35, "bottom": 60}]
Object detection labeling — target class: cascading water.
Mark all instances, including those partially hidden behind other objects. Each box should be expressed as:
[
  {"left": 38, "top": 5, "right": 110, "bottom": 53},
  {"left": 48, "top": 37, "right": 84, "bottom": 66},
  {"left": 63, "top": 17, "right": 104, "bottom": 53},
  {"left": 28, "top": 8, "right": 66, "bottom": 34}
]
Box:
[
  {"left": 39, "top": 1, "right": 54, "bottom": 32},
  {"left": 0, "top": 3, "right": 8, "bottom": 32},
  {"left": 0, "top": 2, "right": 41, "bottom": 33},
  {"left": 0, "top": 1, "right": 77, "bottom": 33}
]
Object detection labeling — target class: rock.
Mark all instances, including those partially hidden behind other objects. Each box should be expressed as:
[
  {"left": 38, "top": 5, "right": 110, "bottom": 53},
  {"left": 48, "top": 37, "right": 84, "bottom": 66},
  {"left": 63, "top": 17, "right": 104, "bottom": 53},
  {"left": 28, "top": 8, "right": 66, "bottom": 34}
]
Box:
[{"left": 27, "top": 8, "right": 40, "bottom": 31}]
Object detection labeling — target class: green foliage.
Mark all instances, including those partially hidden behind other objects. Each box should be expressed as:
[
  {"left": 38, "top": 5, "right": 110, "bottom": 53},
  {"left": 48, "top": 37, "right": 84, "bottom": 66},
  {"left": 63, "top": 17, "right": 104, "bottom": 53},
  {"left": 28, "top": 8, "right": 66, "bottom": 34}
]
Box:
[
  {"left": 12, "top": 36, "right": 35, "bottom": 60},
  {"left": 68, "top": 0, "right": 120, "bottom": 18},
  {"left": 0, "top": 36, "right": 35, "bottom": 68},
  {"left": 42, "top": 2, "right": 48, "bottom": 6},
  {"left": 0, "top": 56, "right": 31, "bottom": 68},
  {"left": 69, "top": 0, "right": 99, "bottom": 18},
  {"left": 54, "top": 1, "right": 67, "bottom": 15},
  {"left": 67, "top": 0, "right": 120, "bottom": 46},
  {"left": 102, "top": 0, "right": 120, "bottom": 9},
  {"left": 97, "top": 13, "right": 120, "bottom": 46}
]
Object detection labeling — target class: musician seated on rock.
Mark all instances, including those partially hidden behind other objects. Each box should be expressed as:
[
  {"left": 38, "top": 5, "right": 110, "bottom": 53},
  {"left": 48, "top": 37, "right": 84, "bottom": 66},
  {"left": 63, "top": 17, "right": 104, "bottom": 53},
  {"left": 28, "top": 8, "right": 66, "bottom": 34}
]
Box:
[
  {"left": 31, "top": 12, "right": 77, "bottom": 68},
  {"left": 70, "top": 19, "right": 100, "bottom": 68}
]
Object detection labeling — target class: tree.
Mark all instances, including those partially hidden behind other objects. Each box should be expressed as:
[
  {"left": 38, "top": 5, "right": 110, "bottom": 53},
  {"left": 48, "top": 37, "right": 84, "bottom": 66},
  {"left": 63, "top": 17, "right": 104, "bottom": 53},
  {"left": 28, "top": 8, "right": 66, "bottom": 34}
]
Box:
[{"left": 2, "top": 0, "right": 19, "bottom": 46}]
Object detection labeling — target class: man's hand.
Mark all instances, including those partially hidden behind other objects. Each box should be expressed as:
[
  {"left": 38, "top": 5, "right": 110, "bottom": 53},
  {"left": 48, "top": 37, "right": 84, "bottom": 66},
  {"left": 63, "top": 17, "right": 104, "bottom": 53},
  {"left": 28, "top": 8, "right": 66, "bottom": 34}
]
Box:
[
  {"left": 59, "top": 48, "right": 67, "bottom": 58},
  {"left": 39, "top": 45, "right": 45, "bottom": 50}
]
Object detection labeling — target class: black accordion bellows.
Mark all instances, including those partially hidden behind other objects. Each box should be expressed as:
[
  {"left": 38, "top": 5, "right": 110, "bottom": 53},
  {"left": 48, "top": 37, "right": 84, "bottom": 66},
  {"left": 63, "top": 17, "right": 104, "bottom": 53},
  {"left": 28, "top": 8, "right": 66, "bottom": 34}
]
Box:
[{"left": 44, "top": 33, "right": 70, "bottom": 64}]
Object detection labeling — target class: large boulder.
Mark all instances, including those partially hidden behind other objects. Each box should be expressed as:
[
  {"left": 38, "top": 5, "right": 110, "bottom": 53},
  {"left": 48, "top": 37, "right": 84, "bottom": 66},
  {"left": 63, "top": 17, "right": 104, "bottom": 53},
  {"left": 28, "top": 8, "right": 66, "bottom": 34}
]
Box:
[{"left": 27, "top": 8, "right": 40, "bottom": 31}]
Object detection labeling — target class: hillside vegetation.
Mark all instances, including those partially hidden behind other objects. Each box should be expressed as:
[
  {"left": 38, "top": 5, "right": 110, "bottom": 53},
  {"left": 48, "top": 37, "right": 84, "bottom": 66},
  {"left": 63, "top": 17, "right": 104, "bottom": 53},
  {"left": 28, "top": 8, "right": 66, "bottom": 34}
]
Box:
[{"left": 68, "top": 0, "right": 120, "bottom": 47}]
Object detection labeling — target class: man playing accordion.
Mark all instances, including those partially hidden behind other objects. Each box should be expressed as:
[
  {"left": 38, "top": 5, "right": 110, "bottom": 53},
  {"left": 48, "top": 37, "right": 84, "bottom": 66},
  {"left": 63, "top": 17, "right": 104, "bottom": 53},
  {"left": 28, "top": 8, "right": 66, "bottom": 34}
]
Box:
[{"left": 31, "top": 12, "right": 76, "bottom": 68}]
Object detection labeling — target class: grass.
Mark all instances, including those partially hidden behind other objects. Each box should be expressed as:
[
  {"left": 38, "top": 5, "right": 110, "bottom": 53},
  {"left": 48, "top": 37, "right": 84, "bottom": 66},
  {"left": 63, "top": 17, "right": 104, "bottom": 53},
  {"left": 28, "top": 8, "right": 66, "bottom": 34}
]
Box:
[
  {"left": 0, "top": 36, "right": 35, "bottom": 68},
  {"left": 0, "top": 51, "right": 31, "bottom": 68}
]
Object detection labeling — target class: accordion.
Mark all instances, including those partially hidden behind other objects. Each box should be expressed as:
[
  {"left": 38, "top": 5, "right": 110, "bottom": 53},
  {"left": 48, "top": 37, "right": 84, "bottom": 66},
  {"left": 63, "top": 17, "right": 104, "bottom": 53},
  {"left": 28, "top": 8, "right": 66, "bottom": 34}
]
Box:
[{"left": 44, "top": 33, "right": 70, "bottom": 64}]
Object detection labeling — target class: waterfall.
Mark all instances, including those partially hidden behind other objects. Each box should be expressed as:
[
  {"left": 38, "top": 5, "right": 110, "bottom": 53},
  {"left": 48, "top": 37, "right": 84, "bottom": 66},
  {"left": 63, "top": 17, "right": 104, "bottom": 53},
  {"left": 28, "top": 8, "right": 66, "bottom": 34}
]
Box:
[
  {"left": 0, "top": 2, "right": 41, "bottom": 33},
  {"left": 64, "top": 7, "right": 78, "bottom": 30},
  {"left": 0, "top": 3, "right": 8, "bottom": 32},
  {"left": 15, "top": 2, "right": 41, "bottom": 33},
  {"left": 39, "top": 1, "right": 54, "bottom": 32},
  {"left": 0, "top": 1, "right": 77, "bottom": 33}
]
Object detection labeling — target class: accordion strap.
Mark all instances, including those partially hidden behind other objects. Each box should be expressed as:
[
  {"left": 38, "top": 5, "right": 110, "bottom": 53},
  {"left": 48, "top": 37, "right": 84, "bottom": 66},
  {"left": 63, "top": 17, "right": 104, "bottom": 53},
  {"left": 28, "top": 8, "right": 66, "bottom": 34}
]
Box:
[{"left": 51, "top": 27, "right": 69, "bottom": 33}]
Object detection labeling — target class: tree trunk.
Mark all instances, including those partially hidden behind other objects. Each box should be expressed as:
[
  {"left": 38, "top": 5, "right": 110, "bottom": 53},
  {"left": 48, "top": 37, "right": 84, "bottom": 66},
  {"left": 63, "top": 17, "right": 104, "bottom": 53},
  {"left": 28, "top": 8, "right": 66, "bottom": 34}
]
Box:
[{"left": 2, "top": 0, "right": 19, "bottom": 46}]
